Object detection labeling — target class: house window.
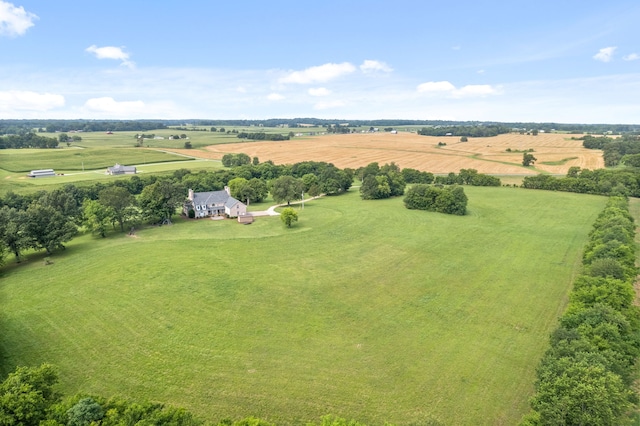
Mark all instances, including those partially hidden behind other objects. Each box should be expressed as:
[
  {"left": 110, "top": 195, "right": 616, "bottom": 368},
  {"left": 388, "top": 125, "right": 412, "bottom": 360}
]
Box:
[{"left": 196, "top": 205, "right": 200, "bottom": 210}]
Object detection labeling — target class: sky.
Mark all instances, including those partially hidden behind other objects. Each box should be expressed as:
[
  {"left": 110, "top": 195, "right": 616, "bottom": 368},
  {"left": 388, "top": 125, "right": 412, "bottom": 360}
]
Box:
[{"left": 0, "top": 0, "right": 639, "bottom": 123}]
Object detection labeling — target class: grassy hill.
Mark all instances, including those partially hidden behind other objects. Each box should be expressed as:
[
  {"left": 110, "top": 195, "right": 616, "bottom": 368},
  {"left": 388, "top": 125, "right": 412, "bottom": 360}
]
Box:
[{"left": 0, "top": 186, "right": 606, "bottom": 425}]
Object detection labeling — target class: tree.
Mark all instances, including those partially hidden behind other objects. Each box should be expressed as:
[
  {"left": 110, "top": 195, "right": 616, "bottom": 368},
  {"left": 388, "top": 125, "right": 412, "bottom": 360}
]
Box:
[
  {"left": 460, "top": 136, "right": 468, "bottom": 142},
  {"left": 66, "top": 397, "right": 104, "bottom": 426},
  {"left": 280, "top": 207, "right": 298, "bottom": 228},
  {"left": 24, "top": 204, "right": 78, "bottom": 255},
  {"left": 0, "top": 364, "right": 60, "bottom": 425},
  {"left": 523, "top": 152, "right": 537, "bottom": 166},
  {"left": 82, "top": 199, "right": 112, "bottom": 238},
  {"left": 184, "top": 141, "right": 192, "bottom": 149},
  {"left": 270, "top": 176, "right": 304, "bottom": 205},
  {"left": 0, "top": 207, "right": 29, "bottom": 262},
  {"left": 98, "top": 186, "right": 135, "bottom": 232},
  {"left": 138, "top": 180, "right": 185, "bottom": 225},
  {"left": 531, "top": 359, "right": 631, "bottom": 425}
]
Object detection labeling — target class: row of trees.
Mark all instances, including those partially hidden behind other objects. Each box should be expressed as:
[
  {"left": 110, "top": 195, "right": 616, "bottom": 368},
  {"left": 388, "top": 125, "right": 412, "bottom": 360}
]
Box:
[
  {"left": 0, "top": 364, "right": 426, "bottom": 425},
  {"left": 417, "top": 125, "right": 511, "bottom": 138},
  {"left": 236, "top": 132, "right": 290, "bottom": 141},
  {"left": 581, "top": 134, "right": 640, "bottom": 167},
  {"left": 0, "top": 132, "right": 58, "bottom": 149},
  {"left": 522, "top": 167, "right": 640, "bottom": 197},
  {"left": 522, "top": 197, "right": 640, "bottom": 425},
  {"left": 433, "top": 169, "right": 501, "bottom": 187}
]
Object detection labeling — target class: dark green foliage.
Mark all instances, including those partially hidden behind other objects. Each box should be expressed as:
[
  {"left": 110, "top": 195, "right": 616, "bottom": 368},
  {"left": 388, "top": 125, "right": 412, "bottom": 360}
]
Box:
[
  {"left": 433, "top": 169, "right": 500, "bottom": 187},
  {"left": 581, "top": 134, "right": 640, "bottom": 166},
  {"left": 404, "top": 184, "right": 467, "bottom": 215},
  {"left": 417, "top": 125, "right": 510, "bottom": 137},
  {"left": 221, "top": 153, "right": 252, "bottom": 167},
  {"left": 66, "top": 397, "right": 104, "bottom": 426},
  {"left": 0, "top": 364, "right": 60, "bottom": 425},
  {"left": 270, "top": 175, "right": 304, "bottom": 205},
  {"left": 24, "top": 204, "right": 78, "bottom": 255},
  {"left": 522, "top": 152, "right": 537, "bottom": 166},
  {"left": 358, "top": 162, "right": 405, "bottom": 199},
  {"left": 524, "top": 197, "right": 640, "bottom": 425},
  {"left": 138, "top": 179, "right": 185, "bottom": 224},
  {"left": 236, "top": 132, "right": 290, "bottom": 141},
  {"left": 0, "top": 132, "right": 58, "bottom": 149},
  {"left": 522, "top": 167, "right": 640, "bottom": 196},
  {"left": 401, "top": 168, "right": 434, "bottom": 184}
]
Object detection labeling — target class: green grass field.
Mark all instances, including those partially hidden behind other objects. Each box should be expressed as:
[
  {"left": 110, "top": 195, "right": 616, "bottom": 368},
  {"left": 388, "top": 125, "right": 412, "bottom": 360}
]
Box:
[{"left": 0, "top": 186, "right": 606, "bottom": 425}]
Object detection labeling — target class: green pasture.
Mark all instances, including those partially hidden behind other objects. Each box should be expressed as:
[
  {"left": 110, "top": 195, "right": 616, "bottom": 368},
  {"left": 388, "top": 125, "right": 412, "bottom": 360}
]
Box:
[
  {"left": 0, "top": 147, "right": 192, "bottom": 173},
  {"left": 0, "top": 187, "right": 606, "bottom": 425}
]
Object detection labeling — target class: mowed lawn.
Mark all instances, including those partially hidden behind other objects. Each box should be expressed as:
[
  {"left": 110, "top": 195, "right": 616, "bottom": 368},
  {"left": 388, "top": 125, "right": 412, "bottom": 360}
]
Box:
[{"left": 0, "top": 187, "right": 606, "bottom": 425}]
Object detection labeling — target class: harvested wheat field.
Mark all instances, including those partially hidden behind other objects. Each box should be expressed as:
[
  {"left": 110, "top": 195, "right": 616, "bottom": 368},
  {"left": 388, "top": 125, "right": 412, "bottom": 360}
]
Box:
[{"left": 172, "top": 132, "right": 603, "bottom": 175}]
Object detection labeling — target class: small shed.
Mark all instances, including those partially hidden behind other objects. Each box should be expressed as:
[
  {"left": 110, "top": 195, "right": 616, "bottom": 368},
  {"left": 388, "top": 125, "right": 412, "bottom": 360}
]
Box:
[{"left": 238, "top": 213, "right": 254, "bottom": 224}]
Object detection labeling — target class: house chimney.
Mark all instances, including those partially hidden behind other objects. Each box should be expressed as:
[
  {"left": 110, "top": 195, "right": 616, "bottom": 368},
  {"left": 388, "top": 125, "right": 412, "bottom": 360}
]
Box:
[
  {"left": 224, "top": 186, "right": 230, "bottom": 196},
  {"left": 188, "top": 188, "right": 194, "bottom": 200}
]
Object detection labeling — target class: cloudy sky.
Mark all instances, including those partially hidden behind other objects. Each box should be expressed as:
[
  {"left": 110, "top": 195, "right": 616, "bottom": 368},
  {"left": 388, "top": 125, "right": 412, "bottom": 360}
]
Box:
[{"left": 1, "top": 0, "right": 639, "bottom": 123}]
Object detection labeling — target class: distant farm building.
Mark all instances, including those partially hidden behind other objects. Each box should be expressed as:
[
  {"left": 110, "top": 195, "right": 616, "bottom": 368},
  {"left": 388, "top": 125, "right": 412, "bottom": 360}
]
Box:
[
  {"left": 106, "top": 164, "right": 137, "bottom": 175},
  {"left": 28, "top": 169, "right": 55, "bottom": 178},
  {"left": 184, "top": 187, "right": 247, "bottom": 218}
]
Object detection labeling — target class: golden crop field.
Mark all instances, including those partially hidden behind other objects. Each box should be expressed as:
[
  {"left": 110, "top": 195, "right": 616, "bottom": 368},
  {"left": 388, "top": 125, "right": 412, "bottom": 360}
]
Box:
[{"left": 166, "top": 131, "right": 604, "bottom": 175}]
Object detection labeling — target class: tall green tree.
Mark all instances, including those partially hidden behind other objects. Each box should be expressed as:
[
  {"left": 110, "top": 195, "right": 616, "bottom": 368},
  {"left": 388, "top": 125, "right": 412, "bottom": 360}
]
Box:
[
  {"left": 0, "top": 364, "right": 60, "bottom": 426},
  {"left": 270, "top": 176, "right": 304, "bottom": 205},
  {"left": 0, "top": 207, "right": 29, "bottom": 262},
  {"left": 138, "top": 180, "right": 185, "bottom": 224},
  {"left": 82, "top": 199, "right": 112, "bottom": 238},
  {"left": 24, "top": 204, "right": 77, "bottom": 255},
  {"left": 98, "top": 186, "right": 135, "bottom": 232}
]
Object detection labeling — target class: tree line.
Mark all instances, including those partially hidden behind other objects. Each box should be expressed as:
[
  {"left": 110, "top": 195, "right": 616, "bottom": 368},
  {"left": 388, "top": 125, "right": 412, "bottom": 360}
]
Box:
[
  {"left": 522, "top": 166, "right": 640, "bottom": 197},
  {"left": 236, "top": 132, "right": 290, "bottom": 141},
  {"left": 581, "top": 134, "right": 640, "bottom": 167},
  {"left": 0, "top": 132, "right": 59, "bottom": 149},
  {"left": 521, "top": 197, "right": 640, "bottom": 425},
  {"left": 417, "top": 125, "right": 511, "bottom": 138},
  {"left": 0, "top": 363, "right": 443, "bottom": 426}
]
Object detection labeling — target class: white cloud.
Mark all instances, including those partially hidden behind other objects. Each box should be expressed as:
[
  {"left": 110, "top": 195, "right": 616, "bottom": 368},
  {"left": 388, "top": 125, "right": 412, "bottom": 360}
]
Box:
[
  {"left": 417, "top": 81, "right": 456, "bottom": 93},
  {"left": 236, "top": 86, "right": 247, "bottom": 93},
  {"left": 0, "top": 90, "right": 64, "bottom": 111},
  {"left": 360, "top": 60, "right": 393, "bottom": 73},
  {"left": 86, "top": 45, "right": 134, "bottom": 68},
  {"left": 308, "top": 87, "right": 331, "bottom": 97},
  {"left": 0, "top": 1, "right": 37, "bottom": 37},
  {"left": 314, "top": 100, "right": 346, "bottom": 110},
  {"left": 84, "top": 97, "right": 145, "bottom": 114},
  {"left": 593, "top": 46, "right": 616, "bottom": 62},
  {"left": 267, "top": 93, "right": 284, "bottom": 101},
  {"left": 623, "top": 53, "right": 639, "bottom": 61},
  {"left": 417, "top": 81, "right": 500, "bottom": 98},
  {"left": 454, "top": 84, "right": 500, "bottom": 98},
  {"left": 279, "top": 62, "right": 356, "bottom": 84}
]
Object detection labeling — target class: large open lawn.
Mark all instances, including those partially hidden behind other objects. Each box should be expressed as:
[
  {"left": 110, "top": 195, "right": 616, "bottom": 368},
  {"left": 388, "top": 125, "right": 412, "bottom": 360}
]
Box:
[{"left": 0, "top": 187, "right": 606, "bottom": 425}]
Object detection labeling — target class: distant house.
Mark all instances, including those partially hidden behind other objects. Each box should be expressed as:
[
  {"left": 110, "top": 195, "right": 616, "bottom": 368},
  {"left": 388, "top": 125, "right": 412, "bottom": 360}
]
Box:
[
  {"left": 107, "top": 164, "right": 137, "bottom": 175},
  {"left": 184, "top": 187, "right": 247, "bottom": 218},
  {"left": 28, "top": 169, "right": 55, "bottom": 178}
]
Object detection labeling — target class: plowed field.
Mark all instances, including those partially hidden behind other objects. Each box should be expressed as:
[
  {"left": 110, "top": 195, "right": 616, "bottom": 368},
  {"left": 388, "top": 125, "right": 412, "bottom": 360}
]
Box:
[{"left": 167, "top": 132, "right": 603, "bottom": 175}]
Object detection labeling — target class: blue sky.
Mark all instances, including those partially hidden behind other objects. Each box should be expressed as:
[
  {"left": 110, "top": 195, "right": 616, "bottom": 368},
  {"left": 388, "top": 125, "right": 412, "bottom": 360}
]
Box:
[{"left": 1, "top": 0, "right": 639, "bottom": 123}]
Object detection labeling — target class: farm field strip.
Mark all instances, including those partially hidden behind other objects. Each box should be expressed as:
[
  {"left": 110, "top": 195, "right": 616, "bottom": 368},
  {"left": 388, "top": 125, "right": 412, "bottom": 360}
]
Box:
[{"left": 166, "top": 132, "right": 604, "bottom": 175}]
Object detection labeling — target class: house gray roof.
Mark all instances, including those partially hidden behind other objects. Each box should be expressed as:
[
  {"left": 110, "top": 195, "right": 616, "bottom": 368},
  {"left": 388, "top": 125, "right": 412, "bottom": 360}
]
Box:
[{"left": 191, "top": 190, "right": 242, "bottom": 208}]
